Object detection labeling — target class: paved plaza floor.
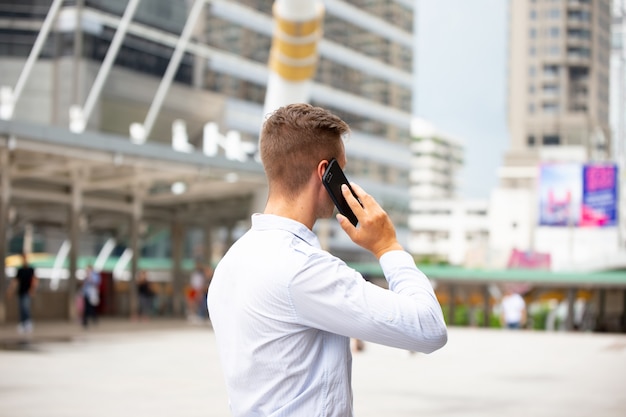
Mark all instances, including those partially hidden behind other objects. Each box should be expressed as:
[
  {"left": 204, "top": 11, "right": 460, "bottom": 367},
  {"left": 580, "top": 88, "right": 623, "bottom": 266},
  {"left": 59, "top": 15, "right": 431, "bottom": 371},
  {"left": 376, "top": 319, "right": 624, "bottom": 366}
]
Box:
[{"left": 1, "top": 320, "right": 625, "bottom": 417}]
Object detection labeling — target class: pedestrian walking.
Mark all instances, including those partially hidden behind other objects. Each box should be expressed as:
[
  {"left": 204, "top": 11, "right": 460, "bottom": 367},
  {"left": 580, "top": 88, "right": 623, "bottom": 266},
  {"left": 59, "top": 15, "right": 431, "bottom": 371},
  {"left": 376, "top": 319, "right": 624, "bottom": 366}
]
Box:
[
  {"left": 81, "top": 265, "right": 100, "bottom": 328},
  {"left": 7, "top": 253, "right": 38, "bottom": 334},
  {"left": 500, "top": 286, "right": 527, "bottom": 329}
]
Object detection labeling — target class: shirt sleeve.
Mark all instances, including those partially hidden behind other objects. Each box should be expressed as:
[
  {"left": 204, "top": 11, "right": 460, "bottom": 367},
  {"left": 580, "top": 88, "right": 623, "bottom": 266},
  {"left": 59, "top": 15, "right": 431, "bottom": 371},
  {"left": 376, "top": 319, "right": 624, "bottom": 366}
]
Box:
[{"left": 288, "top": 250, "right": 447, "bottom": 353}]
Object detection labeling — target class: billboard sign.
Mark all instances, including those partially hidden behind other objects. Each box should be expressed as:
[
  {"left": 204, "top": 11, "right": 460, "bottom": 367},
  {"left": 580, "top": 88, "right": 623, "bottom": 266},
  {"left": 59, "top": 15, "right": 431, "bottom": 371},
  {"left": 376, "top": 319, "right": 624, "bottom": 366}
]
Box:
[
  {"left": 581, "top": 164, "right": 618, "bottom": 227},
  {"left": 538, "top": 163, "right": 617, "bottom": 227},
  {"left": 507, "top": 248, "right": 551, "bottom": 270}
]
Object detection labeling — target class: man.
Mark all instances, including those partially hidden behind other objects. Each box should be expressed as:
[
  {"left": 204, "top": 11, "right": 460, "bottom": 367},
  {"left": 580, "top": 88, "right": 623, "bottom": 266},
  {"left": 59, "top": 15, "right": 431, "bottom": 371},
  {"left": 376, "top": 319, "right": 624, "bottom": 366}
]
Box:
[
  {"left": 208, "top": 103, "right": 447, "bottom": 416},
  {"left": 7, "top": 253, "right": 38, "bottom": 334},
  {"left": 500, "top": 286, "right": 527, "bottom": 329},
  {"left": 187, "top": 261, "right": 208, "bottom": 323},
  {"left": 81, "top": 265, "right": 100, "bottom": 328}
]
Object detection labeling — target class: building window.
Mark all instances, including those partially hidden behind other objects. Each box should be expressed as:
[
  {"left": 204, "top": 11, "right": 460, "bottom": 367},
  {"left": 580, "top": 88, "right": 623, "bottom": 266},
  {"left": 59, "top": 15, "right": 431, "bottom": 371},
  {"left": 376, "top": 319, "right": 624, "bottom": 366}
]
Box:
[
  {"left": 550, "top": 27, "right": 560, "bottom": 38},
  {"left": 570, "top": 104, "right": 587, "bottom": 112},
  {"left": 543, "top": 84, "right": 559, "bottom": 95},
  {"left": 542, "top": 102, "right": 559, "bottom": 113},
  {"left": 529, "top": 103, "right": 535, "bottom": 113},
  {"left": 568, "top": 10, "right": 591, "bottom": 22},
  {"left": 543, "top": 135, "right": 560, "bottom": 145},
  {"left": 569, "top": 65, "right": 589, "bottom": 81},
  {"left": 568, "top": 47, "right": 590, "bottom": 59},
  {"left": 527, "top": 135, "right": 536, "bottom": 147},
  {"left": 543, "top": 64, "right": 559, "bottom": 77},
  {"left": 568, "top": 28, "right": 591, "bottom": 40}
]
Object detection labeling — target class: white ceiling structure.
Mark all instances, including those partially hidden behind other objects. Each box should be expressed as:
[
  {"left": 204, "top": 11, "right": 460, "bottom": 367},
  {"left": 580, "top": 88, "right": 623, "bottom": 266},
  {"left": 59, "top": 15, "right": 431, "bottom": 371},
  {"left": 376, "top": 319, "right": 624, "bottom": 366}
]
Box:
[{"left": 0, "top": 119, "right": 266, "bottom": 234}]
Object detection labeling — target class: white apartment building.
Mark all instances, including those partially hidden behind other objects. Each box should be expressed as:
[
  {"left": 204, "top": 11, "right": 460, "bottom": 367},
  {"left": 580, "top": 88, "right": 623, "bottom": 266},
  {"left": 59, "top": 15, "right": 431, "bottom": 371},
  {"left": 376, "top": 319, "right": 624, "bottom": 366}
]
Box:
[
  {"left": 407, "top": 118, "right": 490, "bottom": 265},
  {"left": 409, "top": 198, "right": 490, "bottom": 266},
  {"left": 409, "top": 118, "right": 463, "bottom": 199}
]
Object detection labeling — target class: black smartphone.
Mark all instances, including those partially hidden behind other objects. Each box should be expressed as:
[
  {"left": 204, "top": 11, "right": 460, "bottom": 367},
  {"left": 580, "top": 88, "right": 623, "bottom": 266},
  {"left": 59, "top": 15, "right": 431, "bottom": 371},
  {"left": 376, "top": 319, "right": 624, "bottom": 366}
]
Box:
[{"left": 322, "top": 158, "right": 361, "bottom": 226}]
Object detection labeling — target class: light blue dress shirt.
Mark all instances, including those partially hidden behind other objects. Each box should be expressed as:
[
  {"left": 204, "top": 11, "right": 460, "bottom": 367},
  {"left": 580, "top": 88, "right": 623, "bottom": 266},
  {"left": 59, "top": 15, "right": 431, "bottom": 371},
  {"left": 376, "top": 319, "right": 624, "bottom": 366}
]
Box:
[{"left": 208, "top": 214, "right": 447, "bottom": 417}]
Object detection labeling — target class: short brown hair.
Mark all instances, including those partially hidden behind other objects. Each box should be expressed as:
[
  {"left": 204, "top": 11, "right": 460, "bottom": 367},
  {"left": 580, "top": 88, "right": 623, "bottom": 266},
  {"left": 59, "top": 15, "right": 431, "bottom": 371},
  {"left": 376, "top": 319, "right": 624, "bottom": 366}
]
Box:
[{"left": 260, "top": 103, "right": 350, "bottom": 196}]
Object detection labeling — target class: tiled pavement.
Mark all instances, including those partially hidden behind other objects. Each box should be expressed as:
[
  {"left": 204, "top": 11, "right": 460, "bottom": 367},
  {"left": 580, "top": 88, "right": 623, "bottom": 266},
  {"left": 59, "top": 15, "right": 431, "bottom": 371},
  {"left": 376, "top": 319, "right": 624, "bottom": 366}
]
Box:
[{"left": 1, "top": 319, "right": 625, "bottom": 417}]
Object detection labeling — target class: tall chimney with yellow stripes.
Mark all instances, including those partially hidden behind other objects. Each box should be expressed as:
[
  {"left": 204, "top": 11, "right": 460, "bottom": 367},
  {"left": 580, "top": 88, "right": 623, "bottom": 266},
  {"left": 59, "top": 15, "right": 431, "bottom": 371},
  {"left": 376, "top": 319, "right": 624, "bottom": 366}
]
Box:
[{"left": 263, "top": 0, "right": 324, "bottom": 116}]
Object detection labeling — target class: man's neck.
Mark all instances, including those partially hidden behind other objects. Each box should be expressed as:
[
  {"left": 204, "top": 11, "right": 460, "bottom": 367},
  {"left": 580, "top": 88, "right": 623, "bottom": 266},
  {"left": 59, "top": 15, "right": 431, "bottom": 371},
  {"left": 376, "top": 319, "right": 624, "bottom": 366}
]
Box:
[{"left": 264, "top": 196, "right": 316, "bottom": 230}]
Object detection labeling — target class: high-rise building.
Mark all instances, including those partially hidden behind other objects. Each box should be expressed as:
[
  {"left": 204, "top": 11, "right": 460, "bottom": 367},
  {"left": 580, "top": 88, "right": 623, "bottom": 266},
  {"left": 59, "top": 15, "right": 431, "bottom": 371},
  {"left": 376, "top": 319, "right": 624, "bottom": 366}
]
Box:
[
  {"left": 611, "top": 0, "right": 626, "bottom": 247},
  {"left": 0, "top": 0, "right": 415, "bottom": 262},
  {"left": 407, "top": 118, "right": 486, "bottom": 266},
  {"left": 612, "top": 0, "right": 626, "bottom": 162},
  {"left": 504, "top": 0, "right": 612, "bottom": 188},
  {"left": 488, "top": 0, "right": 618, "bottom": 270}
]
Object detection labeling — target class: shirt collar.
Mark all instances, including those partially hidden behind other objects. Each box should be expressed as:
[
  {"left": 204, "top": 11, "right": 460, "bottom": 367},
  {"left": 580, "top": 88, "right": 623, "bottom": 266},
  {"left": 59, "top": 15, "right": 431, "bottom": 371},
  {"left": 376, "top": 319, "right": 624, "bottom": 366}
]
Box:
[{"left": 251, "top": 213, "right": 321, "bottom": 249}]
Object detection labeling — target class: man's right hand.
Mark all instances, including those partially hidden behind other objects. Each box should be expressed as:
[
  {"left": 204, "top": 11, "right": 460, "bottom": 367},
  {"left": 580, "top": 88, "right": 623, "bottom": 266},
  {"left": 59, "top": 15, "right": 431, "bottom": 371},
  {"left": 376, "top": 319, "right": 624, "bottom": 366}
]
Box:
[{"left": 337, "top": 182, "right": 404, "bottom": 259}]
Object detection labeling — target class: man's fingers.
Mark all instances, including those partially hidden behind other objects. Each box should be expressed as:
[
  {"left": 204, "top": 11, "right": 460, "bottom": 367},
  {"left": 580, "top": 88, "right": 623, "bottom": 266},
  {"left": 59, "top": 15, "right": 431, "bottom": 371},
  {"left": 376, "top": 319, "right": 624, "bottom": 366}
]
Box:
[
  {"left": 348, "top": 182, "right": 366, "bottom": 202},
  {"left": 336, "top": 213, "right": 357, "bottom": 237},
  {"left": 341, "top": 183, "right": 365, "bottom": 216}
]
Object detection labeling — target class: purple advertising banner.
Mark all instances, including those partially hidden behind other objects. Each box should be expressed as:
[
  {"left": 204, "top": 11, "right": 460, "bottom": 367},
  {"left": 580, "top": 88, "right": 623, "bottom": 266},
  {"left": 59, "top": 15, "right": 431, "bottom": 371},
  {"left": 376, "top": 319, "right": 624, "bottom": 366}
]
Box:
[
  {"left": 538, "top": 163, "right": 582, "bottom": 226},
  {"left": 581, "top": 164, "right": 618, "bottom": 227},
  {"left": 539, "top": 163, "right": 618, "bottom": 227}
]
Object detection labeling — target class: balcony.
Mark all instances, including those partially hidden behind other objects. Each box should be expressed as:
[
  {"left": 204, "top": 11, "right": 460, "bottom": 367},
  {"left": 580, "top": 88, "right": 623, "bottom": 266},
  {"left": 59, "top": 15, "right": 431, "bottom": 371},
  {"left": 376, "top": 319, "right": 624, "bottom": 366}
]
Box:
[
  {"left": 566, "top": 35, "right": 591, "bottom": 48},
  {"left": 567, "top": 47, "right": 591, "bottom": 64},
  {"left": 542, "top": 64, "right": 560, "bottom": 80},
  {"left": 410, "top": 157, "right": 449, "bottom": 172},
  {"left": 567, "top": 0, "right": 591, "bottom": 9},
  {"left": 567, "top": 10, "right": 592, "bottom": 28},
  {"left": 409, "top": 170, "right": 451, "bottom": 188},
  {"left": 541, "top": 84, "right": 560, "bottom": 98}
]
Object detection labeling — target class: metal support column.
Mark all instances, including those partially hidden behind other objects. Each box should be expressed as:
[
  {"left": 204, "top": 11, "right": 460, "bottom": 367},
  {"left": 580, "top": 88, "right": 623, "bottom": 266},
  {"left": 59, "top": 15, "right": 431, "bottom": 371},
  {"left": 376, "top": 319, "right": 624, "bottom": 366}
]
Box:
[
  {"left": 191, "top": 0, "right": 206, "bottom": 90},
  {"left": 203, "top": 223, "right": 213, "bottom": 267},
  {"left": 565, "top": 287, "right": 577, "bottom": 331},
  {"left": 67, "top": 170, "right": 83, "bottom": 321},
  {"left": 171, "top": 218, "right": 185, "bottom": 317},
  {"left": 597, "top": 289, "right": 606, "bottom": 331},
  {"left": 448, "top": 285, "right": 456, "bottom": 326},
  {"left": 71, "top": 0, "right": 141, "bottom": 132},
  {"left": 128, "top": 191, "right": 143, "bottom": 318},
  {"left": 482, "top": 285, "right": 490, "bottom": 328},
  {"left": 0, "top": 148, "right": 10, "bottom": 323},
  {"left": 2, "top": 0, "right": 63, "bottom": 120},
  {"left": 72, "top": 0, "right": 85, "bottom": 106},
  {"left": 622, "top": 289, "right": 626, "bottom": 332},
  {"left": 225, "top": 222, "right": 236, "bottom": 252},
  {"left": 22, "top": 223, "right": 33, "bottom": 254},
  {"left": 131, "top": 0, "right": 206, "bottom": 142}
]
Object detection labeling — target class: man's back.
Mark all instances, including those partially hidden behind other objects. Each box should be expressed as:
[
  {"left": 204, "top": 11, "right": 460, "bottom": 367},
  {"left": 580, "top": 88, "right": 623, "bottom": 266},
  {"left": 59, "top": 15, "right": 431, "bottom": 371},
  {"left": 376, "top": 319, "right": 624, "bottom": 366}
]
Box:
[
  {"left": 210, "top": 103, "right": 446, "bottom": 416},
  {"left": 16, "top": 267, "right": 35, "bottom": 296},
  {"left": 209, "top": 214, "right": 353, "bottom": 416}
]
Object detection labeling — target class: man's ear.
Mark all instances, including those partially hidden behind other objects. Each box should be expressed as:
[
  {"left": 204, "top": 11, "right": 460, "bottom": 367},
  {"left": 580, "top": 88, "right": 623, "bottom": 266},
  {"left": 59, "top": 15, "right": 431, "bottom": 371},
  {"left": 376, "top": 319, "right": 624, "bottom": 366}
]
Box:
[{"left": 317, "top": 159, "right": 329, "bottom": 181}]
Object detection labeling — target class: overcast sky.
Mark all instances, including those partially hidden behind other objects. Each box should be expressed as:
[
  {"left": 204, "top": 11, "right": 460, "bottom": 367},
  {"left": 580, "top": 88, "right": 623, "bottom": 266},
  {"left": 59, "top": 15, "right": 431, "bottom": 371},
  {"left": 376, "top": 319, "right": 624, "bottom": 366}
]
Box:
[{"left": 413, "top": 0, "right": 510, "bottom": 199}]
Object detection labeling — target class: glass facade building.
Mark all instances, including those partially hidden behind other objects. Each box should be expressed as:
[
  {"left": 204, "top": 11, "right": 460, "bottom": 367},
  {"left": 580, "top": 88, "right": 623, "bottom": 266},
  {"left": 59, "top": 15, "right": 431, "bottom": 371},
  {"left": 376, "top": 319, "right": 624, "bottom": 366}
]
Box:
[{"left": 0, "top": 0, "right": 415, "bottom": 261}]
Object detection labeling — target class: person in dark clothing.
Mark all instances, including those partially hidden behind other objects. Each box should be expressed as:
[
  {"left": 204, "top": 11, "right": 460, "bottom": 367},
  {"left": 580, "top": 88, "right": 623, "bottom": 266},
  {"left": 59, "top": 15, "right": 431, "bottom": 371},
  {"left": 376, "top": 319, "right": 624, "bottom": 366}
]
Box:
[
  {"left": 137, "top": 270, "right": 155, "bottom": 320},
  {"left": 81, "top": 265, "right": 101, "bottom": 328},
  {"left": 7, "top": 253, "right": 38, "bottom": 334}
]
